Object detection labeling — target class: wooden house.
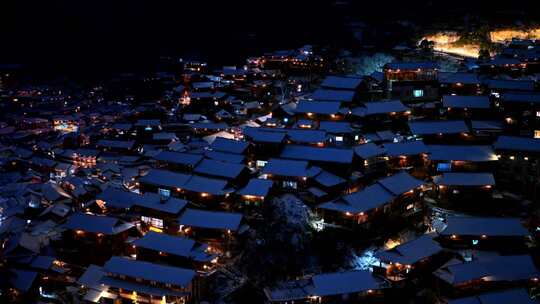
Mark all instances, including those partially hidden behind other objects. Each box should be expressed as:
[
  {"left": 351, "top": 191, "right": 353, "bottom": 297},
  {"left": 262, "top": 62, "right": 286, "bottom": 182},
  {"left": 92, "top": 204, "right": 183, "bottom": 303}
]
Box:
[
  {"left": 427, "top": 145, "right": 498, "bottom": 174},
  {"left": 132, "top": 231, "right": 218, "bottom": 274},
  {"left": 499, "top": 92, "right": 540, "bottom": 137},
  {"left": 384, "top": 62, "right": 438, "bottom": 102},
  {"left": 317, "top": 172, "right": 425, "bottom": 229},
  {"left": 442, "top": 95, "right": 493, "bottom": 120},
  {"left": 99, "top": 256, "right": 196, "bottom": 303},
  {"left": 96, "top": 187, "right": 188, "bottom": 234},
  {"left": 433, "top": 255, "right": 538, "bottom": 296},
  {"left": 438, "top": 72, "right": 482, "bottom": 96},
  {"left": 408, "top": 120, "right": 471, "bottom": 144},
  {"left": 493, "top": 136, "right": 540, "bottom": 203},
  {"left": 261, "top": 158, "right": 310, "bottom": 191},
  {"left": 279, "top": 145, "right": 354, "bottom": 177},
  {"left": 438, "top": 217, "right": 530, "bottom": 250},
  {"left": 177, "top": 208, "right": 245, "bottom": 253},
  {"left": 61, "top": 213, "right": 138, "bottom": 264},
  {"left": 236, "top": 178, "right": 274, "bottom": 208},
  {"left": 433, "top": 173, "right": 496, "bottom": 208},
  {"left": 375, "top": 234, "right": 447, "bottom": 282},
  {"left": 351, "top": 100, "right": 410, "bottom": 131},
  {"left": 264, "top": 270, "right": 386, "bottom": 303},
  {"left": 382, "top": 140, "right": 428, "bottom": 172}
]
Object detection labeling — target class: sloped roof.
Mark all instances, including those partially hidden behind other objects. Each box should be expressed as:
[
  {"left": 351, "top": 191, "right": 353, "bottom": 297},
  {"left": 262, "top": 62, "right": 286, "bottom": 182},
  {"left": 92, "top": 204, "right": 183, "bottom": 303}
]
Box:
[
  {"left": 312, "top": 270, "right": 381, "bottom": 296},
  {"left": 178, "top": 208, "right": 242, "bottom": 231},
  {"left": 154, "top": 151, "right": 203, "bottom": 167},
  {"left": 133, "top": 231, "right": 196, "bottom": 257},
  {"left": 210, "top": 137, "right": 249, "bottom": 154},
  {"left": 448, "top": 289, "right": 537, "bottom": 304},
  {"left": 487, "top": 79, "right": 535, "bottom": 91},
  {"left": 194, "top": 159, "right": 246, "bottom": 180},
  {"left": 385, "top": 62, "right": 438, "bottom": 70},
  {"left": 443, "top": 95, "right": 490, "bottom": 109},
  {"left": 205, "top": 150, "right": 245, "bottom": 163},
  {"left": 377, "top": 234, "right": 442, "bottom": 265},
  {"left": 409, "top": 120, "right": 469, "bottom": 135},
  {"left": 383, "top": 140, "right": 427, "bottom": 157},
  {"left": 354, "top": 143, "right": 386, "bottom": 159},
  {"left": 318, "top": 121, "right": 353, "bottom": 134},
  {"left": 181, "top": 175, "right": 229, "bottom": 195},
  {"left": 321, "top": 76, "right": 363, "bottom": 90},
  {"left": 104, "top": 256, "right": 195, "bottom": 287},
  {"left": 428, "top": 145, "right": 497, "bottom": 162},
  {"left": 438, "top": 72, "right": 480, "bottom": 85},
  {"left": 441, "top": 217, "right": 529, "bottom": 237},
  {"left": 286, "top": 129, "right": 326, "bottom": 144},
  {"left": 434, "top": 255, "right": 538, "bottom": 285},
  {"left": 237, "top": 179, "right": 274, "bottom": 197},
  {"left": 353, "top": 100, "right": 409, "bottom": 116},
  {"left": 139, "top": 169, "right": 191, "bottom": 189},
  {"left": 295, "top": 101, "right": 342, "bottom": 115},
  {"left": 494, "top": 136, "right": 540, "bottom": 153},
  {"left": 311, "top": 89, "right": 355, "bottom": 103},
  {"left": 64, "top": 213, "right": 133, "bottom": 235},
  {"left": 244, "top": 127, "right": 287, "bottom": 143},
  {"left": 313, "top": 170, "right": 346, "bottom": 188},
  {"left": 96, "top": 139, "right": 135, "bottom": 150},
  {"left": 9, "top": 269, "right": 38, "bottom": 292},
  {"left": 433, "top": 172, "right": 495, "bottom": 186},
  {"left": 501, "top": 92, "right": 540, "bottom": 104},
  {"left": 377, "top": 171, "right": 425, "bottom": 196},
  {"left": 262, "top": 158, "right": 309, "bottom": 177},
  {"left": 280, "top": 145, "right": 354, "bottom": 164}
]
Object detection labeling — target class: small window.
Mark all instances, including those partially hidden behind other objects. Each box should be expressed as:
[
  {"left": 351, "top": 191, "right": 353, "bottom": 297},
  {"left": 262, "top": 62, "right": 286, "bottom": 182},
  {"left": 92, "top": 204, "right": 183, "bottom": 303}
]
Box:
[
  {"left": 158, "top": 188, "right": 171, "bottom": 199},
  {"left": 535, "top": 130, "right": 540, "bottom": 139},
  {"left": 437, "top": 163, "right": 452, "bottom": 172},
  {"left": 335, "top": 136, "right": 343, "bottom": 142},
  {"left": 413, "top": 89, "right": 424, "bottom": 98},
  {"left": 282, "top": 181, "right": 297, "bottom": 189},
  {"left": 141, "top": 216, "right": 164, "bottom": 229}
]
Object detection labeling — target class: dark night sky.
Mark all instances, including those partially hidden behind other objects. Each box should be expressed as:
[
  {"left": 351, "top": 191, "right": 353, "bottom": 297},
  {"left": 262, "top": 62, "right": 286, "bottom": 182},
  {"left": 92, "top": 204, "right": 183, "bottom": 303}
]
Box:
[{"left": 1, "top": 0, "right": 538, "bottom": 75}]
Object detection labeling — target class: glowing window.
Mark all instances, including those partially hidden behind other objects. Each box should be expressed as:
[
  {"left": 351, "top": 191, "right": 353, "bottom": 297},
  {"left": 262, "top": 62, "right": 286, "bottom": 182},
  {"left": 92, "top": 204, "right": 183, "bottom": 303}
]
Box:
[
  {"left": 413, "top": 89, "right": 424, "bottom": 98},
  {"left": 141, "top": 216, "right": 164, "bottom": 229},
  {"left": 283, "top": 181, "right": 297, "bottom": 189},
  {"left": 437, "top": 163, "right": 452, "bottom": 172},
  {"left": 158, "top": 188, "right": 171, "bottom": 199}
]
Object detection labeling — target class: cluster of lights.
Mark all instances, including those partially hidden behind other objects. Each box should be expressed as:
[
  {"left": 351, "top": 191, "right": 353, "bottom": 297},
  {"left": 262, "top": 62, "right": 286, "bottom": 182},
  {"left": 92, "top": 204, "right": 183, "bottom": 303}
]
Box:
[
  {"left": 420, "top": 32, "right": 480, "bottom": 58},
  {"left": 490, "top": 28, "right": 540, "bottom": 43}
]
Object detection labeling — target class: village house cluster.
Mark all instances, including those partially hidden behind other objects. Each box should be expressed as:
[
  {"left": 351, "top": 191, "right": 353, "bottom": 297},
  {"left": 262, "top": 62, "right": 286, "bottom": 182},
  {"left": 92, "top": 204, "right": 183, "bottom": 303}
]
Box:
[{"left": 1, "top": 37, "right": 540, "bottom": 304}]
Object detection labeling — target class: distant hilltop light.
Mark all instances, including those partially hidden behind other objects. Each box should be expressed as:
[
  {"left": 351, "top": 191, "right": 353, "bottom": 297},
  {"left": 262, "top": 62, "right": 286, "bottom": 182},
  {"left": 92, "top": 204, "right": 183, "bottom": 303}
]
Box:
[
  {"left": 490, "top": 28, "right": 540, "bottom": 43},
  {"left": 420, "top": 32, "right": 480, "bottom": 58},
  {"left": 421, "top": 27, "right": 540, "bottom": 58}
]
